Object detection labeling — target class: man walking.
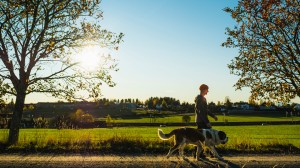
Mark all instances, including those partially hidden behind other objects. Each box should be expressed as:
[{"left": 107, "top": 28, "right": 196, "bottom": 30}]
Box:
[{"left": 194, "top": 84, "right": 218, "bottom": 159}]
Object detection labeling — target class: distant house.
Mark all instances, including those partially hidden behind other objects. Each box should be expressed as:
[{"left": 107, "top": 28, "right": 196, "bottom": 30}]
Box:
[
  {"left": 240, "top": 103, "right": 251, "bottom": 110},
  {"left": 121, "top": 103, "right": 137, "bottom": 110},
  {"left": 259, "top": 104, "right": 276, "bottom": 111},
  {"left": 127, "top": 103, "right": 137, "bottom": 110},
  {"left": 233, "top": 102, "right": 254, "bottom": 110},
  {"left": 155, "top": 104, "right": 162, "bottom": 110},
  {"left": 136, "top": 104, "right": 145, "bottom": 110}
]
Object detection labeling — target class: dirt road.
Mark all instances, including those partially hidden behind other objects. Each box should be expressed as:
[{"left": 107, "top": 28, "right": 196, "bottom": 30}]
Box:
[{"left": 0, "top": 154, "right": 299, "bottom": 168}]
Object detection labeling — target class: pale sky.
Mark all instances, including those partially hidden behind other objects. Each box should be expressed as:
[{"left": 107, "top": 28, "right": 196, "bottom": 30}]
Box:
[{"left": 25, "top": 0, "right": 300, "bottom": 104}]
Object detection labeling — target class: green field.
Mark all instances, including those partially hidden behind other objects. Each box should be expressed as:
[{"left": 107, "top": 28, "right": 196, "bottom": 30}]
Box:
[
  {"left": 1, "top": 113, "right": 299, "bottom": 153},
  {"left": 109, "top": 113, "right": 300, "bottom": 123},
  {"left": 0, "top": 125, "right": 299, "bottom": 153}
]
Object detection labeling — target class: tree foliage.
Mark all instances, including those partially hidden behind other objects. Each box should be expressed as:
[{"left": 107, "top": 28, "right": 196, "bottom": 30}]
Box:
[
  {"left": 224, "top": 96, "right": 233, "bottom": 109},
  {"left": 0, "top": 0, "right": 123, "bottom": 144},
  {"left": 182, "top": 115, "right": 191, "bottom": 123},
  {"left": 223, "top": 0, "right": 300, "bottom": 103},
  {"left": 71, "top": 108, "right": 94, "bottom": 123},
  {"left": 105, "top": 114, "right": 113, "bottom": 128},
  {"left": 145, "top": 97, "right": 181, "bottom": 110},
  {"left": 0, "top": 0, "right": 123, "bottom": 101}
]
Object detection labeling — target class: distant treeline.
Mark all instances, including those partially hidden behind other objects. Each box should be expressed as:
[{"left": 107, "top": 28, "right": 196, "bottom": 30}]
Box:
[{"left": 0, "top": 97, "right": 299, "bottom": 129}]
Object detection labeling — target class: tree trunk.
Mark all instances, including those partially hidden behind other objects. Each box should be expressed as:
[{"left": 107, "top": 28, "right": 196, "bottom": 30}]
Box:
[{"left": 8, "top": 92, "right": 26, "bottom": 145}]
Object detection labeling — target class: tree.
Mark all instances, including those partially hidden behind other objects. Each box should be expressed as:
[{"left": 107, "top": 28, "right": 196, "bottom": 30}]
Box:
[
  {"left": 34, "top": 117, "right": 48, "bottom": 128},
  {"left": 135, "top": 98, "right": 141, "bottom": 104},
  {"left": 81, "top": 113, "right": 94, "bottom": 123},
  {"left": 161, "top": 99, "right": 168, "bottom": 110},
  {"left": 152, "top": 98, "right": 158, "bottom": 109},
  {"left": 248, "top": 96, "right": 257, "bottom": 106},
  {"left": 71, "top": 109, "right": 94, "bottom": 124},
  {"left": 223, "top": 0, "right": 300, "bottom": 103},
  {"left": 71, "top": 109, "right": 85, "bottom": 123},
  {"left": 23, "top": 104, "right": 34, "bottom": 112},
  {"left": 224, "top": 96, "right": 232, "bottom": 110},
  {"left": 105, "top": 114, "right": 113, "bottom": 128},
  {"left": 182, "top": 115, "right": 191, "bottom": 123},
  {"left": 0, "top": 1, "right": 123, "bottom": 145},
  {"left": 5, "top": 99, "right": 15, "bottom": 114},
  {"left": 208, "top": 102, "right": 217, "bottom": 113}
]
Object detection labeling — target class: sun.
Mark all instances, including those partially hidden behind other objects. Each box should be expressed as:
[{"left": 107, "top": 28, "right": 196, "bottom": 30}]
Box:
[{"left": 73, "top": 45, "right": 109, "bottom": 71}]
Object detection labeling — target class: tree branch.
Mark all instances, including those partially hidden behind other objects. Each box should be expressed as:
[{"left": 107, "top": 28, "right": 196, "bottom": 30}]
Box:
[{"left": 28, "top": 63, "right": 77, "bottom": 85}]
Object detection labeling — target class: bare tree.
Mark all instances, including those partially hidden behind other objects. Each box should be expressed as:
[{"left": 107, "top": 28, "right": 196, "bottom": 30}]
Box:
[
  {"left": 222, "top": 0, "right": 300, "bottom": 103},
  {"left": 0, "top": 0, "right": 123, "bottom": 145}
]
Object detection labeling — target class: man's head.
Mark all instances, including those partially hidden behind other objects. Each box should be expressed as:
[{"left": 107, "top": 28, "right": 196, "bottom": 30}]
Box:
[{"left": 199, "top": 84, "right": 209, "bottom": 95}]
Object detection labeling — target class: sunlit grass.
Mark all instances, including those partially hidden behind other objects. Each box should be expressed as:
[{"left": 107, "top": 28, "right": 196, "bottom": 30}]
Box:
[
  {"left": 0, "top": 125, "right": 299, "bottom": 153},
  {"left": 0, "top": 129, "right": 8, "bottom": 143},
  {"left": 111, "top": 114, "right": 300, "bottom": 123}
]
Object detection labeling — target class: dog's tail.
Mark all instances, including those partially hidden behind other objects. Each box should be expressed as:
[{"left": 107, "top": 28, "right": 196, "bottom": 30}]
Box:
[{"left": 158, "top": 129, "right": 175, "bottom": 140}]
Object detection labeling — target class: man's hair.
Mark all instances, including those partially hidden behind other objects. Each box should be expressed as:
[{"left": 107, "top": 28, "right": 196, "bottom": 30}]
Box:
[{"left": 199, "top": 84, "right": 209, "bottom": 91}]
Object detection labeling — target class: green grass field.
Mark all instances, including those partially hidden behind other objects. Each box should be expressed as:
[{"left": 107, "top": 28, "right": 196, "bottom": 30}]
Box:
[
  {"left": 1, "top": 113, "right": 299, "bottom": 153},
  {"left": 0, "top": 125, "right": 299, "bottom": 153},
  {"left": 109, "top": 114, "right": 300, "bottom": 123}
]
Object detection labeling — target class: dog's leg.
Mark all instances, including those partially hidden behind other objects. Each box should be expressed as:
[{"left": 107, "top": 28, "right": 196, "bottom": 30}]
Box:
[
  {"left": 208, "top": 146, "right": 222, "bottom": 160},
  {"left": 205, "top": 140, "right": 214, "bottom": 158},
  {"left": 196, "top": 144, "right": 203, "bottom": 161},
  {"left": 178, "top": 143, "right": 186, "bottom": 160},
  {"left": 166, "top": 143, "right": 180, "bottom": 159}
]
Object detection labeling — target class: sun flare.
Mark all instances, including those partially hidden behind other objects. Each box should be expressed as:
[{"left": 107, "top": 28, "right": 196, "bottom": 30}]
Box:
[{"left": 73, "top": 45, "right": 110, "bottom": 71}]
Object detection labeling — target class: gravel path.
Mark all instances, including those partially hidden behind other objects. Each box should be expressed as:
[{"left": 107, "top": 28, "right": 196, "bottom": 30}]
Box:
[{"left": 0, "top": 154, "right": 299, "bottom": 168}]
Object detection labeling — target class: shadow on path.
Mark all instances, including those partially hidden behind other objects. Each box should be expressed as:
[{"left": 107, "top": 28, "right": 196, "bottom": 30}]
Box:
[{"left": 177, "top": 157, "right": 241, "bottom": 168}]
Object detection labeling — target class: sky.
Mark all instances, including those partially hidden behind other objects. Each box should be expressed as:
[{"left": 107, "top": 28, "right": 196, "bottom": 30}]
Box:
[{"left": 25, "top": 0, "right": 300, "bottom": 104}]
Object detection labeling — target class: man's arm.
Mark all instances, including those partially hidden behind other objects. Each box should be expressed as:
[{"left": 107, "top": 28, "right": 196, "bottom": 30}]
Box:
[{"left": 208, "top": 110, "right": 218, "bottom": 121}]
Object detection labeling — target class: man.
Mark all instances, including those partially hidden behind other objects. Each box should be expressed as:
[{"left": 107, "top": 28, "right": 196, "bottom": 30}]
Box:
[
  {"left": 194, "top": 84, "right": 218, "bottom": 158},
  {"left": 195, "top": 84, "right": 218, "bottom": 129}
]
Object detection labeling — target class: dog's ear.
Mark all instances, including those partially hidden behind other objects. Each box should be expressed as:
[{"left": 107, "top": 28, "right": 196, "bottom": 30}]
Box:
[{"left": 218, "top": 131, "right": 226, "bottom": 140}]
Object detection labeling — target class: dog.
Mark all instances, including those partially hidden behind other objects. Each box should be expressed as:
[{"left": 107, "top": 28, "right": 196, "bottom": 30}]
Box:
[{"left": 158, "top": 127, "right": 228, "bottom": 160}]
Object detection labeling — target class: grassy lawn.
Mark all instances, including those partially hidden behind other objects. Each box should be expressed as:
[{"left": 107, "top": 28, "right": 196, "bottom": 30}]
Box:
[
  {"left": 0, "top": 125, "right": 299, "bottom": 153},
  {"left": 108, "top": 114, "right": 300, "bottom": 123},
  {"left": 1, "top": 113, "right": 299, "bottom": 153}
]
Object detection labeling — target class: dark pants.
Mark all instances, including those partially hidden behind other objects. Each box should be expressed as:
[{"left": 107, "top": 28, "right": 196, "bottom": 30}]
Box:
[
  {"left": 194, "top": 122, "right": 211, "bottom": 158},
  {"left": 196, "top": 122, "right": 211, "bottom": 129}
]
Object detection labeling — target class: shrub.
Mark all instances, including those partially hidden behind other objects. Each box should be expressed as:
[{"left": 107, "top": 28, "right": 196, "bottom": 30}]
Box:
[
  {"left": 182, "top": 115, "right": 191, "bottom": 123},
  {"left": 106, "top": 114, "right": 113, "bottom": 128}
]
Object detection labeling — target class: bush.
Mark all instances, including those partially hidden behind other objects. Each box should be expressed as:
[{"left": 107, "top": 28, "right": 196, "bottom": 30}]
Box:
[
  {"left": 182, "top": 115, "right": 191, "bottom": 123},
  {"left": 106, "top": 114, "right": 113, "bottom": 128}
]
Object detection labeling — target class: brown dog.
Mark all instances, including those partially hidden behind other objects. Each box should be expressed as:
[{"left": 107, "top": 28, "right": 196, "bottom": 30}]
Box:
[{"left": 158, "top": 127, "right": 228, "bottom": 160}]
